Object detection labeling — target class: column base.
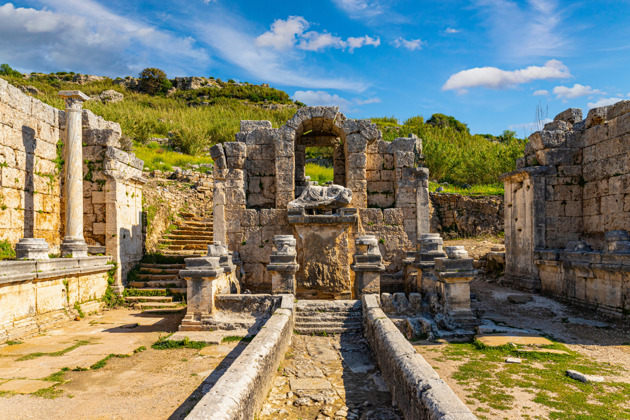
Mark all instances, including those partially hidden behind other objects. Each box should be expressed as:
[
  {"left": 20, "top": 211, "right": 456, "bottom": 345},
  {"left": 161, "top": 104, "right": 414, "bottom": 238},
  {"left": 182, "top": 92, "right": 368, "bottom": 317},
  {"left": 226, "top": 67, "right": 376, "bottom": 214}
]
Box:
[
  {"left": 61, "top": 238, "right": 88, "bottom": 258},
  {"left": 15, "top": 238, "right": 50, "bottom": 260}
]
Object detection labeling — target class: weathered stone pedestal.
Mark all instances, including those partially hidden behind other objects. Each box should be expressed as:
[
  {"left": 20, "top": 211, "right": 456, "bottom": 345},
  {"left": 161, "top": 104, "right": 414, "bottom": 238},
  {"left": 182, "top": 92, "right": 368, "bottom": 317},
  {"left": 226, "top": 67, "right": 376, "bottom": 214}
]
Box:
[
  {"left": 59, "top": 90, "right": 90, "bottom": 258},
  {"left": 288, "top": 207, "right": 358, "bottom": 299},
  {"left": 434, "top": 246, "right": 478, "bottom": 329},
  {"left": 605, "top": 230, "right": 630, "bottom": 253},
  {"left": 268, "top": 235, "right": 299, "bottom": 295},
  {"left": 179, "top": 243, "right": 229, "bottom": 331},
  {"left": 351, "top": 235, "right": 384, "bottom": 298},
  {"left": 15, "top": 238, "right": 50, "bottom": 260},
  {"left": 403, "top": 250, "right": 417, "bottom": 294},
  {"left": 412, "top": 233, "right": 446, "bottom": 296}
]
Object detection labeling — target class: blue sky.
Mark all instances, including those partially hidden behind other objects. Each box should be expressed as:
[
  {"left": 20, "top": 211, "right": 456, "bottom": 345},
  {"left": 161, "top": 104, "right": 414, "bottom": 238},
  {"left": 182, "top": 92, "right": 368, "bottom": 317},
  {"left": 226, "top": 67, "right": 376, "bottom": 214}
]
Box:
[{"left": 0, "top": 0, "right": 629, "bottom": 136}]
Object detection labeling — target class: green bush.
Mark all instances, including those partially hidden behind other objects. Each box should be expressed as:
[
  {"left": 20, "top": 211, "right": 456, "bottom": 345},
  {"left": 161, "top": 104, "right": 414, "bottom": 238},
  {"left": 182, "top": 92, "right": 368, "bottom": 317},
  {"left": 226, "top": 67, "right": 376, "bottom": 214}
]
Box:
[
  {"left": 0, "top": 64, "right": 23, "bottom": 78},
  {"left": 139, "top": 67, "right": 167, "bottom": 95},
  {"left": 0, "top": 240, "right": 15, "bottom": 260}
]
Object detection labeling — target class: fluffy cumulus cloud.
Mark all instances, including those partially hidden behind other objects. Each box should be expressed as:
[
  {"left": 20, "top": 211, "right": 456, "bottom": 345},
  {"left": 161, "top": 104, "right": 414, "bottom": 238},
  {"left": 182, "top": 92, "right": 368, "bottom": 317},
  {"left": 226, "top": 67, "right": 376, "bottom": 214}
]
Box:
[
  {"left": 0, "top": 2, "right": 209, "bottom": 75},
  {"left": 587, "top": 97, "right": 624, "bottom": 109},
  {"left": 533, "top": 89, "right": 549, "bottom": 96},
  {"left": 442, "top": 59, "right": 571, "bottom": 93},
  {"left": 392, "top": 37, "right": 424, "bottom": 51},
  {"left": 553, "top": 84, "right": 601, "bottom": 99},
  {"left": 255, "top": 16, "right": 379, "bottom": 53},
  {"left": 445, "top": 27, "right": 459, "bottom": 34},
  {"left": 293, "top": 90, "right": 351, "bottom": 108}
]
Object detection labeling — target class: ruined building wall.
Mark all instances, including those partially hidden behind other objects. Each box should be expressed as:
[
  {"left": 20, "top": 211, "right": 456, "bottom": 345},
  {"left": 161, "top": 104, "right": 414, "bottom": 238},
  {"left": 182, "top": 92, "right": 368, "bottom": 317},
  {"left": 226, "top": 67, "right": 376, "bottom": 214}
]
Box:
[
  {"left": 502, "top": 102, "right": 630, "bottom": 315},
  {"left": 211, "top": 107, "right": 429, "bottom": 293},
  {"left": 0, "top": 78, "right": 62, "bottom": 250},
  {"left": 0, "top": 79, "right": 144, "bottom": 284}
]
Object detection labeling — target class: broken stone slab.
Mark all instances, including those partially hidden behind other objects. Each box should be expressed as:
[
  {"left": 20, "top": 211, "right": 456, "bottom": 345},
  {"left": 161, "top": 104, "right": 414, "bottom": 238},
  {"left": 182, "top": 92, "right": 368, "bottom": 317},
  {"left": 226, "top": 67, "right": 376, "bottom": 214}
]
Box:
[
  {"left": 507, "top": 294, "right": 534, "bottom": 304},
  {"left": 554, "top": 108, "right": 583, "bottom": 124},
  {"left": 288, "top": 183, "right": 352, "bottom": 210},
  {"left": 566, "top": 317, "right": 609, "bottom": 328},
  {"left": 476, "top": 334, "right": 554, "bottom": 347},
  {"left": 566, "top": 369, "right": 604, "bottom": 383},
  {"left": 505, "top": 357, "right": 522, "bottom": 364},
  {"left": 517, "top": 348, "right": 569, "bottom": 355},
  {"left": 0, "top": 379, "right": 55, "bottom": 394}
]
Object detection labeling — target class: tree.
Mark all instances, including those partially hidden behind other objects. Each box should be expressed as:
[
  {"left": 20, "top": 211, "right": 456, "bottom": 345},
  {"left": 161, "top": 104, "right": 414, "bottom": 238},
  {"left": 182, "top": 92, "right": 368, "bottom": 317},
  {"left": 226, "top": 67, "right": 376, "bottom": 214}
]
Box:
[
  {"left": 0, "top": 64, "right": 23, "bottom": 78},
  {"left": 139, "top": 67, "right": 168, "bottom": 95},
  {"left": 426, "top": 113, "right": 470, "bottom": 134}
]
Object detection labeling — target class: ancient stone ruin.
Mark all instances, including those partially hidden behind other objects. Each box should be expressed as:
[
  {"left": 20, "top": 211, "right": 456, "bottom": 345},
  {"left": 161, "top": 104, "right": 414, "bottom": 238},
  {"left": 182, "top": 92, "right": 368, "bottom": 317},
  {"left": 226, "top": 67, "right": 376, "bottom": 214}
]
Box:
[{"left": 502, "top": 102, "right": 630, "bottom": 316}]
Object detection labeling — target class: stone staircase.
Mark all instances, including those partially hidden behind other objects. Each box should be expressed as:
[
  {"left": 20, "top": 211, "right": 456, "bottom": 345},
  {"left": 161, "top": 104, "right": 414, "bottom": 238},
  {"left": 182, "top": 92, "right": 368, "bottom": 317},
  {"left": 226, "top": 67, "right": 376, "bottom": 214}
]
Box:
[
  {"left": 158, "top": 212, "right": 214, "bottom": 253},
  {"left": 295, "top": 300, "right": 363, "bottom": 335},
  {"left": 125, "top": 262, "right": 187, "bottom": 310}
]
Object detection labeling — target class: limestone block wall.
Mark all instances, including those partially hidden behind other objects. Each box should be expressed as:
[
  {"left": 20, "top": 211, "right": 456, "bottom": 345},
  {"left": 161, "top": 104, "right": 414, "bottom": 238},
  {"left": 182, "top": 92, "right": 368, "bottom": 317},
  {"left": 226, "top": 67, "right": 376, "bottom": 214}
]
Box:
[
  {"left": 0, "top": 257, "right": 111, "bottom": 344},
  {"left": 430, "top": 192, "right": 504, "bottom": 238},
  {"left": 502, "top": 101, "right": 630, "bottom": 314},
  {"left": 0, "top": 78, "right": 62, "bottom": 250}
]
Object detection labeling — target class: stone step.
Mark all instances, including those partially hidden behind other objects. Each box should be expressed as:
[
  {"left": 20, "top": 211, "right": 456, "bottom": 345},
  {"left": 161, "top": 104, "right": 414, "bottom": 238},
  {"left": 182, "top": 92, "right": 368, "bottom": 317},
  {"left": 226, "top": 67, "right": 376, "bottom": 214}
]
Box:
[
  {"left": 295, "top": 320, "right": 363, "bottom": 329},
  {"left": 126, "top": 287, "right": 187, "bottom": 294},
  {"left": 181, "top": 221, "right": 214, "bottom": 228},
  {"left": 125, "top": 296, "right": 174, "bottom": 303},
  {"left": 296, "top": 313, "right": 362, "bottom": 322},
  {"left": 134, "top": 301, "right": 183, "bottom": 309},
  {"left": 141, "top": 308, "right": 186, "bottom": 314},
  {"left": 165, "top": 233, "right": 214, "bottom": 239},
  {"left": 162, "top": 239, "right": 212, "bottom": 245},
  {"left": 294, "top": 325, "right": 362, "bottom": 335},
  {"left": 296, "top": 300, "right": 362, "bottom": 313},
  {"left": 156, "top": 250, "right": 206, "bottom": 257},
  {"left": 137, "top": 274, "right": 180, "bottom": 281},
  {"left": 140, "top": 263, "right": 186, "bottom": 269},
  {"left": 128, "top": 280, "right": 186, "bottom": 288},
  {"left": 138, "top": 268, "right": 181, "bottom": 274},
  {"left": 167, "top": 244, "right": 207, "bottom": 251}
]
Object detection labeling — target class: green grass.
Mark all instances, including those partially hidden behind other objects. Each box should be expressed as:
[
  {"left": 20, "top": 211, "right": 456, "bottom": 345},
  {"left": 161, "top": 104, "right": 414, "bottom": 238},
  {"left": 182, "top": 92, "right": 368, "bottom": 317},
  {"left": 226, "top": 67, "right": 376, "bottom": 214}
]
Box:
[
  {"left": 305, "top": 163, "right": 333, "bottom": 185},
  {"left": 42, "top": 367, "right": 70, "bottom": 382},
  {"left": 152, "top": 335, "right": 208, "bottom": 350},
  {"left": 429, "top": 182, "right": 504, "bottom": 196},
  {"left": 90, "top": 353, "right": 130, "bottom": 370},
  {"left": 133, "top": 141, "right": 214, "bottom": 172},
  {"left": 16, "top": 339, "right": 93, "bottom": 361},
  {"left": 0, "top": 239, "right": 15, "bottom": 260},
  {"left": 426, "top": 340, "right": 630, "bottom": 418},
  {"left": 6, "top": 340, "right": 23, "bottom": 346},
  {"left": 221, "top": 335, "right": 254, "bottom": 343}
]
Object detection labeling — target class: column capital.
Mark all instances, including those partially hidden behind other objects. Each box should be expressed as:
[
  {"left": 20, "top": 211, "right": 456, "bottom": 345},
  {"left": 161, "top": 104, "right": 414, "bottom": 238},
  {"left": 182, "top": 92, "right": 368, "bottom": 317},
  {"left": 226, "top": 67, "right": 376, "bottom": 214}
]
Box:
[{"left": 58, "top": 90, "right": 90, "bottom": 109}]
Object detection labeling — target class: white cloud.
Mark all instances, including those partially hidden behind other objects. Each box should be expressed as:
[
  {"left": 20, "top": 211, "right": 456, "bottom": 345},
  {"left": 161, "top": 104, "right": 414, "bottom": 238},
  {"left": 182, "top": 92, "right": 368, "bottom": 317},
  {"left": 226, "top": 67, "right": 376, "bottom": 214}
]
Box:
[
  {"left": 293, "top": 90, "right": 352, "bottom": 112},
  {"left": 445, "top": 27, "right": 459, "bottom": 34},
  {"left": 255, "top": 17, "right": 378, "bottom": 53},
  {"left": 0, "top": 2, "right": 209, "bottom": 76},
  {"left": 355, "top": 97, "right": 381, "bottom": 105},
  {"left": 255, "top": 16, "right": 308, "bottom": 51},
  {"left": 203, "top": 0, "right": 216, "bottom": 3},
  {"left": 474, "top": 0, "right": 568, "bottom": 58},
  {"left": 392, "top": 37, "right": 424, "bottom": 51},
  {"left": 553, "top": 84, "right": 601, "bottom": 99},
  {"left": 346, "top": 35, "right": 380, "bottom": 51},
  {"left": 587, "top": 97, "right": 624, "bottom": 109},
  {"left": 331, "top": 0, "right": 384, "bottom": 18},
  {"left": 509, "top": 118, "right": 552, "bottom": 135},
  {"left": 442, "top": 59, "right": 571, "bottom": 93},
  {"left": 197, "top": 18, "right": 367, "bottom": 92},
  {"left": 533, "top": 89, "right": 549, "bottom": 96}
]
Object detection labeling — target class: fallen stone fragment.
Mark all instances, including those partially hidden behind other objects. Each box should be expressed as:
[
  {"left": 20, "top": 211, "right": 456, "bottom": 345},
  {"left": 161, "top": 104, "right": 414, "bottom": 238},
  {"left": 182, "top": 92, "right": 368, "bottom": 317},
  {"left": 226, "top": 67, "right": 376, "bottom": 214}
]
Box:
[
  {"left": 567, "top": 317, "right": 609, "bottom": 328},
  {"left": 476, "top": 334, "right": 553, "bottom": 347},
  {"left": 566, "top": 369, "right": 604, "bottom": 383},
  {"left": 507, "top": 295, "right": 534, "bottom": 304},
  {"left": 517, "top": 348, "right": 569, "bottom": 355},
  {"left": 505, "top": 357, "right": 522, "bottom": 364}
]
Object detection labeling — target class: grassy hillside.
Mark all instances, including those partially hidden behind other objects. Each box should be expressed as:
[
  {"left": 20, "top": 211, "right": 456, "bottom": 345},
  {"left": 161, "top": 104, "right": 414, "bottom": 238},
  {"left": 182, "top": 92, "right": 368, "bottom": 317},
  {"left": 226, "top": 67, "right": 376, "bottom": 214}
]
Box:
[{"left": 1, "top": 67, "right": 524, "bottom": 191}]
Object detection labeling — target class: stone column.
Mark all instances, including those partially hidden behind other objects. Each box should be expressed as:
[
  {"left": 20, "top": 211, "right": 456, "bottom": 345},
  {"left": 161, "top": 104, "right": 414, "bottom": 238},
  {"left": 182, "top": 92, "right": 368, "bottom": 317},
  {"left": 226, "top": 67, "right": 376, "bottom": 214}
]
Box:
[
  {"left": 413, "top": 233, "right": 446, "bottom": 296},
  {"left": 59, "top": 90, "right": 90, "bottom": 258},
  {"left": 434, "top": 246, "right": 477, "bottom": 329},
  {"left": 351, "top": 235, "right": 384, "bottom": 298},
  {"left": 268, "top": 235, "right": 299, "bottom": 294},
  {"left": 179, "top": 244, "right": 225, "bottom": 331}
]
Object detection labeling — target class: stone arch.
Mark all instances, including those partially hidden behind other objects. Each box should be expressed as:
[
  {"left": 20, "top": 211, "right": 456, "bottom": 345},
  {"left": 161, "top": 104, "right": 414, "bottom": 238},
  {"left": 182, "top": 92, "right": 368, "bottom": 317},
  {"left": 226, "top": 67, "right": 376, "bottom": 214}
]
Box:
[{"left": 274, "top": 106, "right": 382, "bottom": 208}]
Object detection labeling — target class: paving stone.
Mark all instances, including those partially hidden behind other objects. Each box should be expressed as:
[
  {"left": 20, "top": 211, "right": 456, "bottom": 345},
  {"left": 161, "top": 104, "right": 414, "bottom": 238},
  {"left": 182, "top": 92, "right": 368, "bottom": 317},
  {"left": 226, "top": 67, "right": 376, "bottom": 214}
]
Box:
[
  {"left": 290, "top": 378, "right": 333, "bottom": 390},
  {"left": 505, "top": 357, "right": 522, "bottom": 364},
  {"left": 507, "top": 295, "right": 534, "bottom": 304},
  {"left": 517, "top": 348, "right": 569, "bottom": 355},
  {"left": 566, "top": 317, "right": 609, "bottom": 328},
  {"left": 0, "top": 379, "right": 54, "bottom": 394},
  {"left": 475, "top": 334, "right": 554, "bottom": 347}
]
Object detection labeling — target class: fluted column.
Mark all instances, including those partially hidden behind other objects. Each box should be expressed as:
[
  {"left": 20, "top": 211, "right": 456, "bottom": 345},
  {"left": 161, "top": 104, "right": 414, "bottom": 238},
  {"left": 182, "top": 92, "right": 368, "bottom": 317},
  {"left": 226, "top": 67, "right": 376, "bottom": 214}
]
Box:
[{"left": 59, "top": 90, "right": 89, "bottom": 258}]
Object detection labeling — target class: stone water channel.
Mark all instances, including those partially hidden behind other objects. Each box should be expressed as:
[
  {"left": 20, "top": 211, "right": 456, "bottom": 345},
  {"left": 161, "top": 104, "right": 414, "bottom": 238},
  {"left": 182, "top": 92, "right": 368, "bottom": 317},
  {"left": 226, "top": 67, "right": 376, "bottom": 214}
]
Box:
[{"left": 259, "top": 300, "right": 402, "bottom": 420}]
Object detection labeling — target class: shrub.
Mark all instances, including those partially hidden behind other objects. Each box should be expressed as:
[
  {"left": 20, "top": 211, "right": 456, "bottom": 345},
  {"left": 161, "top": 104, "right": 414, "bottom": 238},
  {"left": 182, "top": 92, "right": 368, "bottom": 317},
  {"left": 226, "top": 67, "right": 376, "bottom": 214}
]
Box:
[
  {"left": 0, "top": 64, "right": 23, "bottom": 78},
  {"left": 139, "top": 67, "right": 167, "bottom": 95}
]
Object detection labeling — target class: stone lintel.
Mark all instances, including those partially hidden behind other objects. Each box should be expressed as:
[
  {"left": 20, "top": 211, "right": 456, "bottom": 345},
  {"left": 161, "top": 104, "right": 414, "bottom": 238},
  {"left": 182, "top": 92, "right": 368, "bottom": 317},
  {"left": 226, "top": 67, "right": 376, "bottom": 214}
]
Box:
[
  {"left": 180, "top": 268, "right": 224, "bottom": 279},
  {"left": 267, "top": 263, "right": 299, "bottom": 273},
  {"left": 436, "top": 271, "right": 478, "bottom": 282},
  {"left": 499, "top": 165, "right": 556, "bottom": 181},
  {"left": 58, "top": 90, "right": 90, "bottom": 101},
  {"left": 351, "top": 264, "right": 385, "bottom": 273}
]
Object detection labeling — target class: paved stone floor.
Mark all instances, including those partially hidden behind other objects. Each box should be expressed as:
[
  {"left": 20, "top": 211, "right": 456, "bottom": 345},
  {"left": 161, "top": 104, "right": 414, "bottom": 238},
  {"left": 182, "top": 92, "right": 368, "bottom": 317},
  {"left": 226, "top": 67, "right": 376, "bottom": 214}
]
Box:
[
  {"left": 0, "top": 308, "right": 247, "bottom": 419},
  {"left": 259, "top": 333, "right": 401, "bottom": 420}
]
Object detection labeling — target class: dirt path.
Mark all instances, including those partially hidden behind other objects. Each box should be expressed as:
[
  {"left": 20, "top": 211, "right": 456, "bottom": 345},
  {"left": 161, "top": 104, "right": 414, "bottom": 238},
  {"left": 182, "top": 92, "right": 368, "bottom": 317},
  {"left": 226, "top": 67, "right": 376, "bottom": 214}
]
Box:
[
  {"left": 259, "top": 333, "right": 401, "bottom": 420},
  {"left": 0, "top": 308, "right": 246, "bottom": 420}
]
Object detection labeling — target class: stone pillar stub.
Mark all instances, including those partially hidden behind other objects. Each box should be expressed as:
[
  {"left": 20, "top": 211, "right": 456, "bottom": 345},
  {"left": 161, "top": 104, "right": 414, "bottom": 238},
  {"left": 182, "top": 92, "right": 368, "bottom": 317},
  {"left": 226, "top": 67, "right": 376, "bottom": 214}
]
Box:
[
  {"left": 59, "top": 90, "right": 90, "bottom": 258},
  {"left": 413, "top": 233, "right": 446, "bottom": 295},
  {"left": 434, "top": 246, "right": 477, "bottom": 330},
  {"left": 351, "top": 235, "right": 384, "bottom": 298},
  {"left": 15, "top": 238, "right": 50, "bottom": 260},
  {"left": 268, "top": 235, "right": 299, "bottom": 295}
]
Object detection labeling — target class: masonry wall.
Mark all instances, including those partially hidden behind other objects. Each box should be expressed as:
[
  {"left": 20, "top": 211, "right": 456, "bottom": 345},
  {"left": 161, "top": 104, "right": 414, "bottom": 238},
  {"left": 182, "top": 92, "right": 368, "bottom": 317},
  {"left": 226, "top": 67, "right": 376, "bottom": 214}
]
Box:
[
  {"left": 0, "top": 78, "right": 62, "bottom": 250},
  {"left": 0, "top": 79, "right": 144, "bottom": 287},
  {"left": 502, "top": 102, "right": 630, "bottom": 314},
  {"left": 429, "top": 192, "right": 504, "bottom": 238}
]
